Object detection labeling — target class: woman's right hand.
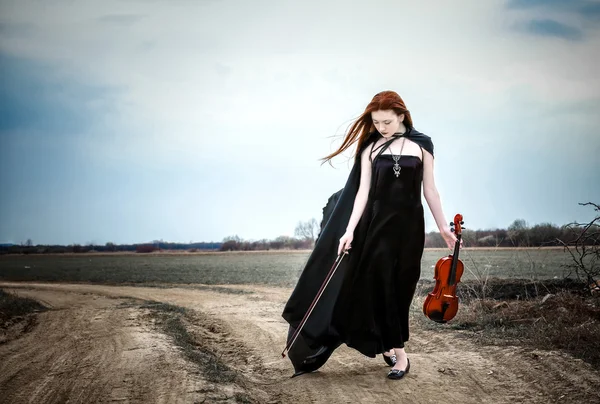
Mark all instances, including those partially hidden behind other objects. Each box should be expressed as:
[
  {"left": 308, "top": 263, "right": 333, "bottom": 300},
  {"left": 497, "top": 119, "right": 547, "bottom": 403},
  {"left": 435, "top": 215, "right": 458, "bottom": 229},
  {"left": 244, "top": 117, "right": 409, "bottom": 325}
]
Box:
[{"left": 338, "top": 231, "right": 354, "bottom": 255}]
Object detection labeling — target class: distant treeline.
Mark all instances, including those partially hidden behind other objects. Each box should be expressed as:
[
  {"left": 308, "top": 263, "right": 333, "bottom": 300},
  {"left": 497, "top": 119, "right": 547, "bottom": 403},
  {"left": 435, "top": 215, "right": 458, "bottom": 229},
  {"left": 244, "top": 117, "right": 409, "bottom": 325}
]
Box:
[
  {"left": 0, "top": 241, "right": 222, "bottom": 255},
  {"left": 426, "top": 222, "right": 589, "bottom": 248},
  {"left": 1, "top": 220, "right": 597, "bottom": 255}
]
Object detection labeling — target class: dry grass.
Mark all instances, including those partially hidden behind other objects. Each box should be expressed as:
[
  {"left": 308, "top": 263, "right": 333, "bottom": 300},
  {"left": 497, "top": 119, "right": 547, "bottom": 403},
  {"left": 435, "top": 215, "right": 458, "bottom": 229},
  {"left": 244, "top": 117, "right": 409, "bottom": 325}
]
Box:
[
  {"left": 140, "top": 301, "right": 238, "bottom": 384},
  {"left": 0, "top": 288, "right": 47, "bottom": 323},
  {"left": 413, "top": 279, "right": 600, "bottom": 368},
  {"left": 0, "top": 288, "right": 48, "bottom": 345},
  {"left": 138, "top": 300, "right": 258, "bottom": 403}
]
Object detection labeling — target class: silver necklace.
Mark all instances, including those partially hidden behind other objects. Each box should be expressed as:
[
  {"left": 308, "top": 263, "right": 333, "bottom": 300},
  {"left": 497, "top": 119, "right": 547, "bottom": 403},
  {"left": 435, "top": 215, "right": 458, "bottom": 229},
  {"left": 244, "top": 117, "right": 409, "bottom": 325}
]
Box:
[{"left": 391, "top": 138, "right": 406, "bottom": 178}]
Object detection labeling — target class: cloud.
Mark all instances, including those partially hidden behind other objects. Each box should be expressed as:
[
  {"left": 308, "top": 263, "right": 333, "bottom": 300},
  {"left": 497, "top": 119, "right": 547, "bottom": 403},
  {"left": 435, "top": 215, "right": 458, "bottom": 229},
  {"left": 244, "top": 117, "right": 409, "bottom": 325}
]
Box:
[
  {"left": 0, "top": 0, "right": 598, "bottom": 244},
  {"left": 0, "top": 53, "right": 124, "bottom": 136},
  {"left": 517, "top": 18, "right": 584, "bottom": 41},
  {"left": 507, "top": 0, "right": 582, "bottom": 9},
  {"left": 580, "top": 2, "right": 600, "bottom": 21},
  {"left": 0, "top": 21, "right": 37, "bottom": 38},
  {"left": 506, "top": 0, "right": 600, "bottom": 39},
  {"left": 97, "top": 14, "right": 144, "bottom": 26},
  {"left": 507, "top": 0, "right": 600, "bottom": 17}
]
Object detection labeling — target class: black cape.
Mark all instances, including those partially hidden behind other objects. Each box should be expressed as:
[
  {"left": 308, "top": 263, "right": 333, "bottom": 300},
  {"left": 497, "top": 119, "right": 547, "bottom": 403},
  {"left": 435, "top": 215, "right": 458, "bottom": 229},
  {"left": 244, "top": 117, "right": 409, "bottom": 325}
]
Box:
[{"left": 281, "top": 126, "right": 434, "bottom": 377}]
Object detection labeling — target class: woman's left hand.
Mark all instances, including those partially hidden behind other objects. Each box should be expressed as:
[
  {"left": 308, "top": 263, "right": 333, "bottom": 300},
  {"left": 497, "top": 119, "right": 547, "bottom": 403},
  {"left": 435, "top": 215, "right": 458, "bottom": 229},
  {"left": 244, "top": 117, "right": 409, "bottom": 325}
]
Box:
[{"left": 440, "top": 227, "right": 462, "bottom": 250}]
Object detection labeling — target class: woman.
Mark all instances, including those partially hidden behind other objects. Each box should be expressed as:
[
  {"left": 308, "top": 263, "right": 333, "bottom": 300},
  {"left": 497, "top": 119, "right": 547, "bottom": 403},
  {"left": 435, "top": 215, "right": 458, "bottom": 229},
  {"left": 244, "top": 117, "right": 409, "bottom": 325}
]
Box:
[{"left": 282, "top": 90, "right": 458, "bottom": 380}]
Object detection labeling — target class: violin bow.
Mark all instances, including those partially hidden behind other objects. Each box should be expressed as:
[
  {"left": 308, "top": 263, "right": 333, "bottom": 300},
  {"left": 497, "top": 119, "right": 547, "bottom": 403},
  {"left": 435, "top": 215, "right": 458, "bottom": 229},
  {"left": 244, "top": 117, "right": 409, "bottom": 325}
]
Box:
[{"left": 281, "top": 249, "right": 350, "bottom": 358}]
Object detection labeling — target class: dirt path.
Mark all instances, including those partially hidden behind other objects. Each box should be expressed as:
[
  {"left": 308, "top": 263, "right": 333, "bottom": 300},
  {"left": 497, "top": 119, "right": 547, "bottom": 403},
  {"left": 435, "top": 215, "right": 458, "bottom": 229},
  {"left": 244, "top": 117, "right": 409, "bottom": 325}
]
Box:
[{"left": 1, "top": 282, "right": 598, "bottom": 404}]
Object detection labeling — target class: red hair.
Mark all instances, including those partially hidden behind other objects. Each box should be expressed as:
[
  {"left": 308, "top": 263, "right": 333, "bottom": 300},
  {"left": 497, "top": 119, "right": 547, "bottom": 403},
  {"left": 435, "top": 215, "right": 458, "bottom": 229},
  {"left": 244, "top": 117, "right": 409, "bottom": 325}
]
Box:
[{"left": 320, "top": 90, "right": 413, "bottom": 165}]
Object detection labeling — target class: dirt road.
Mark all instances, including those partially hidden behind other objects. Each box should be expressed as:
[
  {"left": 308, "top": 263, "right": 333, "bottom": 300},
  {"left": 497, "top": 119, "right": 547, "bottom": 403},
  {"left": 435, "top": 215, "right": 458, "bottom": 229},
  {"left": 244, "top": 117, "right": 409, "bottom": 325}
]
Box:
[{"left": 1, "top": 282, "right": 598, "bottom": 403}]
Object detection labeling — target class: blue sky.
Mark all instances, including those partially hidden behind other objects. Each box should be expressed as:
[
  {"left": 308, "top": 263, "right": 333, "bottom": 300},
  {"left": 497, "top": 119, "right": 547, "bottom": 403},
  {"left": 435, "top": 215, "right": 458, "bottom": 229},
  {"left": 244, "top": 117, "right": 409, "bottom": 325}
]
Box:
[{"left": 1, "top": 0, "right": 599, "bottom": 245}]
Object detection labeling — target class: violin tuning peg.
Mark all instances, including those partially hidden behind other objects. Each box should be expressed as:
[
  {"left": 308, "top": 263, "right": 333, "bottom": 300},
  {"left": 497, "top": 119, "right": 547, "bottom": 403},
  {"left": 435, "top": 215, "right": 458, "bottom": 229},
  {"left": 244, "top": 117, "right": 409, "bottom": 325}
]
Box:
[
  {"left": 450, "top": 221, "right": 455, "bottom": 226},
  {"left": 460, "top": 221, "right": 464, "bottom": 225}
]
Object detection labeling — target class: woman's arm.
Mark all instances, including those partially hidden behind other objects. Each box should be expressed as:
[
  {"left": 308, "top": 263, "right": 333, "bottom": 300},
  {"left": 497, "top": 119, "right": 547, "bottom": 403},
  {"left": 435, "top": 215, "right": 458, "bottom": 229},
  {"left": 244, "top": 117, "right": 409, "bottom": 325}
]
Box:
[
  {"left": 422, "top": 150, "right": 458, "bottom": 249},
  {"left": 345, "top": 147, "right": 372, "bottom": 233}
]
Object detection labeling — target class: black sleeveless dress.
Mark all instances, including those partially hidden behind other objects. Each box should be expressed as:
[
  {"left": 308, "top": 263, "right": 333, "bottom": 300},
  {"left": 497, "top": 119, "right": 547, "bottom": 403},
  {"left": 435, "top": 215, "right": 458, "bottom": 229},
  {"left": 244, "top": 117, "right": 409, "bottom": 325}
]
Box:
[
  {"left": 331, "top": 136, "right": 425, "bottom": 356},
  {"left": 281, "top": 129, "right": 432, "bottom": 376}
]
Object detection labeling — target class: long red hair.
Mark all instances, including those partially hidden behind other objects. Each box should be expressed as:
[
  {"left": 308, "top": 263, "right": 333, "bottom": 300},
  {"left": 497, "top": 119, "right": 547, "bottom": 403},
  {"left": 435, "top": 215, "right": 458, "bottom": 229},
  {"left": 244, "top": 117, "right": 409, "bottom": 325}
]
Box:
[{"left": 320, "top": 90, "right": 413, "bottom": 166}]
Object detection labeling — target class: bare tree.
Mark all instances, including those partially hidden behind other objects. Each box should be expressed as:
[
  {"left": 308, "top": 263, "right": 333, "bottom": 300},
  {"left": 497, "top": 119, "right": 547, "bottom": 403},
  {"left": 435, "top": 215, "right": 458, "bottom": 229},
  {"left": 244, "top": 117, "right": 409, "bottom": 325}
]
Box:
[
  {"left": 558, "top": 202, "right": 600, "bottom": 294},
  {"left": 294, "top": 218, "right": 319, "bottom": 243},
  {"left": 223, "top": 235, "right": 243, "bottom": 243},
  {"left": 508, "top": 219, "right": 530, "bottom": 246}
]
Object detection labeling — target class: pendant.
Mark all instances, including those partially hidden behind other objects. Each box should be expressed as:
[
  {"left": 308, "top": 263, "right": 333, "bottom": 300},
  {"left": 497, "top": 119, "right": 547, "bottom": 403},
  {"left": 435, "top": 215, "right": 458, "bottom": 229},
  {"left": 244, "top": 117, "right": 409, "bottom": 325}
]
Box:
[{"left": 392, "top": 155, "right": 402, "bottom": 177}]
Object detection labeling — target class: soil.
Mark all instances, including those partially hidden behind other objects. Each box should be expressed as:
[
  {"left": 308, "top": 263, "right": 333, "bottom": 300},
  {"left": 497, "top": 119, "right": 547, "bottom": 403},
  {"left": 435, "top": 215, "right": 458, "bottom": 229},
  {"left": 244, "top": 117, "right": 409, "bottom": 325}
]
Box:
[{"left": 1, "top": 281, "right": 598, "bottom": 404}]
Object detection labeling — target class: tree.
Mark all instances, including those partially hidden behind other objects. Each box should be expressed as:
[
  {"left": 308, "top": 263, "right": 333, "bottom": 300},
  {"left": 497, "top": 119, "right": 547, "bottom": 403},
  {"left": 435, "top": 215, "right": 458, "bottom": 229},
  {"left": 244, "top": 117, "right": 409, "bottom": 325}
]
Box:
[
  {"left": 425, "top": 231, "right": 445, "bottom": 248},
  {"left": 220, "top": 235, "right": 243, "bottom": 251},
  {"left": 529, "top": 222, "right": 561, "bottom": 246},
  {"left": 558, "top": 202, "right": 600, "bottom": 294},
  {"left": 508, "top": 219, "right": 529, "bottom": 246},
  {"left": 294, "top": 218, "right": 319, "bottom": 243},
  {"left": 223, "top": 235, "right": 242, "bottom": 243}
]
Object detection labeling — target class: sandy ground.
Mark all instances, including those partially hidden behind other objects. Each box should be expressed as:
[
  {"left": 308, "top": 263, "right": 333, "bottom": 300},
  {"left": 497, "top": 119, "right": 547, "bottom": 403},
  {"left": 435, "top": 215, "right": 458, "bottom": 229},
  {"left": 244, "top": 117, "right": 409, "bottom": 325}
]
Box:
[{"left": 1, "top": 281, "right": 599, "bottom": 404}]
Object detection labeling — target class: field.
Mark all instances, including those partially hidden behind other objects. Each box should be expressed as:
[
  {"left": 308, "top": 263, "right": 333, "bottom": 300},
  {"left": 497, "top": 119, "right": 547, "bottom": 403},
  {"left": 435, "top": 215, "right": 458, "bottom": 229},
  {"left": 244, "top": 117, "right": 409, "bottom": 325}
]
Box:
[
  {"left": 1, "top": 248, "right": 598, "bottom": 404},
  {"left": 0, "top": 247, "right": 575, "bottom": 286}
]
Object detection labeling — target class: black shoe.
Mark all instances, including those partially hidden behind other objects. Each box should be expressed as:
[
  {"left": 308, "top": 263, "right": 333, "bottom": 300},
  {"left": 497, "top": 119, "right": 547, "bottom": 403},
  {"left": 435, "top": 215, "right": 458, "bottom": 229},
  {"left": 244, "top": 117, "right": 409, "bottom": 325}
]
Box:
[
  {"left": 387, "top": 358, "right": 410, "bottom": 379},
  {"left": 383, "top": 353, "right": 397, "bottom": 367}
]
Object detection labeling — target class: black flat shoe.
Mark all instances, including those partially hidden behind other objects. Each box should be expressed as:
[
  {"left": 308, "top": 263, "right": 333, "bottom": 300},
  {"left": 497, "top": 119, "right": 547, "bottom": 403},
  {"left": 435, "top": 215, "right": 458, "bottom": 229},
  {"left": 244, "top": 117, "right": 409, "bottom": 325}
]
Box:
[
  {"left": 387, "top": 358, "right": 410, "bottom": 379},
  {"left": 383, "top": 353, "right": 397, "bottom": 367}
]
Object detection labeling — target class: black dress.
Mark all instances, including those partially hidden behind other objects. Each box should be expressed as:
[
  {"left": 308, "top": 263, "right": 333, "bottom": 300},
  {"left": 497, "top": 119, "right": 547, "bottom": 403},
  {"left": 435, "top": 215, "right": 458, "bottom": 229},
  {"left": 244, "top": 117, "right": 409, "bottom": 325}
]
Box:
[
  {"left": 331, "top": 136, "right": 425, "bottom": 356},
  {"left": 281, "top": 128, "right": 433, "bottom": 376}
]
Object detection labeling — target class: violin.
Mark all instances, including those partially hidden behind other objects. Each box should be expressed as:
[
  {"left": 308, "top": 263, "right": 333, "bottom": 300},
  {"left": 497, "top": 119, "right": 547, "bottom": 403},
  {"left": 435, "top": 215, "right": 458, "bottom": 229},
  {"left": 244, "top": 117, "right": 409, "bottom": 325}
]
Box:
[{"left": 423, "top": 214, "right": 465, "bottom": 323}]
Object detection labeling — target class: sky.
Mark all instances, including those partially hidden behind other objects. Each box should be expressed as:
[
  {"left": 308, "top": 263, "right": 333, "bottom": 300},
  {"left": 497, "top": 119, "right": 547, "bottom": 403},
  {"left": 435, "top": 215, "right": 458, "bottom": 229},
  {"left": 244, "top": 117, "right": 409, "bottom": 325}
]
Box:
[{"left": 1, "top": 0, "right": 599, "bottom": 246}]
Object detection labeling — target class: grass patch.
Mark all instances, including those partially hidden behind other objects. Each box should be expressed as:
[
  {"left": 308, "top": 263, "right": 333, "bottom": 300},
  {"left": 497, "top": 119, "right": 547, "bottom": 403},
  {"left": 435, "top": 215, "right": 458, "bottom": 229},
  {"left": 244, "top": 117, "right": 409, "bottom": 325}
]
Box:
[
  {"left": 0, "top": 288, "right": 47, "bottom": 323},
  {"left": 140, "top": 301, "right": 238, "bottom": 384},
  {"left": 0, "top": 248, "right": 574, "bottom": 287}
]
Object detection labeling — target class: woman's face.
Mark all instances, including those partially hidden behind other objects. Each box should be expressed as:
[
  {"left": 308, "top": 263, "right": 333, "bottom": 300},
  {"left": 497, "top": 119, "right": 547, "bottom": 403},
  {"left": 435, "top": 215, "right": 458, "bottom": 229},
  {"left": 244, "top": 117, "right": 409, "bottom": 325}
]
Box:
[{"left": 371, "top": 110, "right": 404, "bottom": 138}]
